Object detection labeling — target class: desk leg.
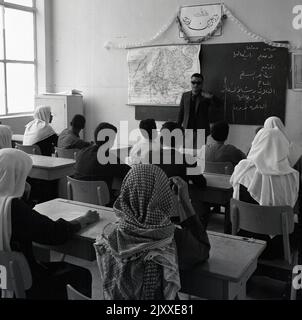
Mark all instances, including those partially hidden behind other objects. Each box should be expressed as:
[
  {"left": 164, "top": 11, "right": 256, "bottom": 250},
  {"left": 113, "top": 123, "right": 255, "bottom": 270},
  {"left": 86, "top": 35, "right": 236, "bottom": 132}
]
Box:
[
  {"left": 224, "top": 204, "right": 232, "bottom": 234},
  {"left": 236, "top": 282, "right": 246, "bottom": 300}
]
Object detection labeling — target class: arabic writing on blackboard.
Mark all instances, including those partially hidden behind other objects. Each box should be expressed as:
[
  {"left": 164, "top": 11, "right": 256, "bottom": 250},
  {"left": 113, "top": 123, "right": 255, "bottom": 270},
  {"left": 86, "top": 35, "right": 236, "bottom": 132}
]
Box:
[{"left": 202, "top": 42, "right": 289, "bottom": 125}]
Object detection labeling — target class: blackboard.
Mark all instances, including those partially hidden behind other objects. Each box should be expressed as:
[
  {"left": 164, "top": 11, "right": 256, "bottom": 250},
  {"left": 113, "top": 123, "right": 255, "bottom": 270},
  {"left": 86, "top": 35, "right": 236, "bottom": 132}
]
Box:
[{"left": 201, "top": 42, "right": 289, "bottom": 125}]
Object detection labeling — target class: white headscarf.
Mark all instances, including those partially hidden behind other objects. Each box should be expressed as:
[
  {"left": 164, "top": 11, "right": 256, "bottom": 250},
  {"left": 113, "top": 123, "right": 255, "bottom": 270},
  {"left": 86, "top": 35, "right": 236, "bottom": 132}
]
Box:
[
  {"left": 264, "top": 116, "right": 302, "bottom": 167},
  {"left": 0, "top": 125, "right": 12, "bottom": 149},
  {"left": 230, "top": 128, "right": 299, "bottom": 207},
  {"left": 23, "top": 106, "right": 56, "bottom": 146},
  {"left": 0, "top": 149, "right": 33, "bottom": 251}
]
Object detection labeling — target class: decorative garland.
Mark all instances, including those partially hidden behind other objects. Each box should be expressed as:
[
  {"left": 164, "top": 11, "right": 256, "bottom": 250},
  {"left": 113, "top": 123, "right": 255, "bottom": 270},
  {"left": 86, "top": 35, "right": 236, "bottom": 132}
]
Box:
[
  {"left": 104, "top": 4, "right": 301, "bottom": 50},
  {"left": 104, "top": 7, "right": 180, "bottom": 49}
]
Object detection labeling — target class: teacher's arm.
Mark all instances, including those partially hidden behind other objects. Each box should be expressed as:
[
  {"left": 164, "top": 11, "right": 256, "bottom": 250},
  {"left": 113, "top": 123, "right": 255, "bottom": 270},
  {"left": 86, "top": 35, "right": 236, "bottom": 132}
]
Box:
[{"left": 177, "top": 94, "right": 185, "bottom": 127}]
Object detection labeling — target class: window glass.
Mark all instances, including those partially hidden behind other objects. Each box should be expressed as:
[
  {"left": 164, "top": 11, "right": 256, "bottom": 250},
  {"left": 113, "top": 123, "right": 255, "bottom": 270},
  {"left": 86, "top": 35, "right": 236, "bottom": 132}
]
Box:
[
  {"left": 7, "top": 63, "right": 34, "bottom": 113},
  {"left": 0, "top": 63, "right": 5, "bottom": 115},
  {"left": 0, "top": 6, "right": 3, "bottom": 59},
  {"left": 4, "top": 0, "right": 33, "bottom": 7},
  {"left": 5, "top": 8, "right": 34, "bottom": 61}
]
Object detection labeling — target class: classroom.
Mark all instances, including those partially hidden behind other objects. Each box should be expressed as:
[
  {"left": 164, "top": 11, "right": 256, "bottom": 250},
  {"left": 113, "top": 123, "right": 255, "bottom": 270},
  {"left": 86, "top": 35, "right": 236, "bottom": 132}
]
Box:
[{"left": 0, "top": 0, "right": 302, "bottom": 303}]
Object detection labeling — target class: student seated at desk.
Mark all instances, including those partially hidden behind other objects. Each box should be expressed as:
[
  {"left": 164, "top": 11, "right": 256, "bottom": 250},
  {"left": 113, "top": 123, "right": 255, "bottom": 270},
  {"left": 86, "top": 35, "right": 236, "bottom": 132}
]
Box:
[
  {"left": 0, "top": 125, "right": 13, "bottom": 148},
  {"left": 128, "top": 119, "right": 160, "bottom": 165},
  {"left": 143, "top": 122, "right": 209, "bottom": 227},
  {"left": 58, "top": 114, "right": 90, "bottom": 150},
  {"left": 230, "top": 128, "right": 299, "bottom": 259},
  {"left": 23, "top": 106, "right": 58, "bottom": 156},
  {"left": 73, "top": 122, "right": 130, "bottom": 203},
  {"left": 0, "top": 149, "right": 99, "bottom": 299},
  {"left": 263, "top": 116, "right": 302, "bottom": 167},
  {"left": 204, "top": 121, "right": 246, "bottom": 168},
  {"left": 94, "top": 165, "right": 210, "bottom": 300}
]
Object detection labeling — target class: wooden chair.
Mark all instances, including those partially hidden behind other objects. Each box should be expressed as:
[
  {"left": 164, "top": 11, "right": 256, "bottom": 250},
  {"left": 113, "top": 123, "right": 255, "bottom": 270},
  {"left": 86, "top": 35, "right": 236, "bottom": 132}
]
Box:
[
  {"left": 0, "top": 251, "right": 32, "bottom": 299},
  {"left": 15, "top": 143, "right": 41, "bottom": 155},
  {"left": 55, "top": 147, "right": 80, "bottom": 160},
  {"left": 204, "top": 161, "right": 234, "bottom": 175},
  {"left": 230, "top": 199, "right": 298, "bottom": 299},
  {"left": 66, "top": 284, "right": 90, "bottom": 300},
  {"left": 67, "top": 176, "right": 110, "bottom": 206}
]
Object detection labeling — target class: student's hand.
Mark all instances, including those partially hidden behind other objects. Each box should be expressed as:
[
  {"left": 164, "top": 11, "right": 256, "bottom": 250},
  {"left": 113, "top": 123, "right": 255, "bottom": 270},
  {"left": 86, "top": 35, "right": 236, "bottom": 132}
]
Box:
[
  {"left": 83, "top": 210, "right": 99, "bottom": 224},
  {"left": 77, "top": 210, "right": 99, "bottom": 228},
  {"left": 169, "top": 176, "right": 196, "bottom": 222}
]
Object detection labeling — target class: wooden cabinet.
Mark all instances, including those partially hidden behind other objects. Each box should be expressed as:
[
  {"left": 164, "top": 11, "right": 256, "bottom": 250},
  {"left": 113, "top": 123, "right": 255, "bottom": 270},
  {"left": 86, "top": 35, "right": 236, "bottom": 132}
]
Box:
[{"left": 35, "top": 94, "right": 84, "bottom": 136}]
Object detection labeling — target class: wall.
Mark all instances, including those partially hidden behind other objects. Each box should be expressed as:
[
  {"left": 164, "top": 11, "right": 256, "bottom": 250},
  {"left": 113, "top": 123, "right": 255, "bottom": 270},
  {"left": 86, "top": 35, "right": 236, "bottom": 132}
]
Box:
[{"left": 46, "top": 0, "right": 302, "bottom": 153}]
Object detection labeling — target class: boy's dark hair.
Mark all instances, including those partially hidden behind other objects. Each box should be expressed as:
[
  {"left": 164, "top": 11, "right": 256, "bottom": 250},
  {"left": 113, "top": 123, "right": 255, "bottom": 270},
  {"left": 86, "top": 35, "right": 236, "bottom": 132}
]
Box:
[
  {"left": 191, "top": 73, "right": 204, "bottom": 81},
  {"left": 94, "top": 122, "right": 117, "bottom": 146},
  {"left": 211, "top": 121, "right": 229, "bottom": 142},
  {"left": 139, "top": 119, "right": 157, "bottom": 140},
  {"left": 160, "top": 122, "right": 184, "bottom": 148},
  {"left": 71, "top": 114, "right": 86, "bottom": 130}
]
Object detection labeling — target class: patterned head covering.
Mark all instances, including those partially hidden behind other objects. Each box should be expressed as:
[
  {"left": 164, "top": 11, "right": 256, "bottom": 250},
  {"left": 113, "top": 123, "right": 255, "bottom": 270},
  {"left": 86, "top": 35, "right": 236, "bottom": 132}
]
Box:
[
  {"left": 95, "top": 164, "right": 180, "bottom": 300},
  {"left": 114, "top": 164, "right": 176, "bottom": 234}
]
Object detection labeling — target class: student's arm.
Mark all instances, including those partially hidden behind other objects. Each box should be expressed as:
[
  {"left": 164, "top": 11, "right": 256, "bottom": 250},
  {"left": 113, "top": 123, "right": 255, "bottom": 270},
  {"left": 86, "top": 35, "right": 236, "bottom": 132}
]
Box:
[
  {"left": 11, "top": 198, "right": 99, "bottom": 246},
  {"left": 70, "top": 139, "right": 91, "bottom": 150},
  {"left": 170, "top": 177, "right": 210, "bottom": 270}
]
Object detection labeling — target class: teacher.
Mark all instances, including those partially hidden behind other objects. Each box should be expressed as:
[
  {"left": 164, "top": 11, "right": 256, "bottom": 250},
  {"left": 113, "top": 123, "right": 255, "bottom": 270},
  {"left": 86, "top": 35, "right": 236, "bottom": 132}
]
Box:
[{"left": 177, "top": 73, "right": 220, "bottom": 147}]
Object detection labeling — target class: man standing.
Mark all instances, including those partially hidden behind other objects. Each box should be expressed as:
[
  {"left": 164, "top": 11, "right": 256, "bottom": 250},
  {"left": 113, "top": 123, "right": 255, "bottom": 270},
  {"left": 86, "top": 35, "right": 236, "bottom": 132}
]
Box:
[{"left": 178, "top": 73, "right": 220, "bottom": 147}]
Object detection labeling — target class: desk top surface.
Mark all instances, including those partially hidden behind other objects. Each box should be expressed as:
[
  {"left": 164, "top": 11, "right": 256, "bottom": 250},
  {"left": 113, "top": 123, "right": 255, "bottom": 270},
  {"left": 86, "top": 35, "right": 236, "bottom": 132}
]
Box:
[
  {"left": 35, "top": 198, "right": 265, "bottom": 281},
  {"left": 30, "top": 155, "right": 75, "bottom": 169}
]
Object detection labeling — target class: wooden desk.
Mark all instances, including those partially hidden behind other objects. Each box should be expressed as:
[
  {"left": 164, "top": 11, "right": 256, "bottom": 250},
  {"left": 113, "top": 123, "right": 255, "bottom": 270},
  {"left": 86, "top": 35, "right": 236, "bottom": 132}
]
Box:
[
  {"left": 180, "top": 231, "right": 266, "bottom": 300},
  {"left": 29, "top": 155, "right": 75, "bottom": 181},
  {"left": 201, "top": 173, "right": 233, "bottom": 234},
  {"left": 34, "top": 198, "right": 117, "bottom": 261},
  {"left": 34, "top": 199, "right": 266, "bottom": 299}
]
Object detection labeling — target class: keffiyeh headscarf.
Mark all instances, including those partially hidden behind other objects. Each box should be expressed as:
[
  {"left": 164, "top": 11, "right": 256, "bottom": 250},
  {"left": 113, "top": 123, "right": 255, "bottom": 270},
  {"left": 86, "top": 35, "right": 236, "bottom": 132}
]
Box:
[
  {"left": 0, "top": 125, "right": 12, "bottom": 149},
  {"left": 264, "top": 116, "right": 302, "bottom": 166},
  {"left": 95, "top": 164, "right": 180, "bottom": 300},
  {"left": 23, "top": 106, "right": 56, "bottom": 146},
  {"left": 0, "top": 149, "right": 33, "bottom": 251},
  {"left": 231, "top": 128, "right": 299, "bottom": 207}
]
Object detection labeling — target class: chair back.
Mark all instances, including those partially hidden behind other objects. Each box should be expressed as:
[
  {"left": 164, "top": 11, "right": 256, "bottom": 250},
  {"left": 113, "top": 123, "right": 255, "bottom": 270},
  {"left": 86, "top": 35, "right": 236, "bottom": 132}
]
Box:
[
  {"left": 0, "top": 251, "right": 32, "bottom": 299},
  {"left": 66, "top": 284, "right": 90, "bottom": 300},
  {"left": 55, "top": 147, "right": 79, "bottom": 160},
  {"left": 67, "top": 176, "right": 110, "bottom": 206},
  {"left": 230, "top": 199, "right": 295, "bottom": 263},
  {"left": 15, "top": 143, "right": 41, "bottom": 155},
  {"left": 204, "top": 161, "right": 234, "bottom": 175}
]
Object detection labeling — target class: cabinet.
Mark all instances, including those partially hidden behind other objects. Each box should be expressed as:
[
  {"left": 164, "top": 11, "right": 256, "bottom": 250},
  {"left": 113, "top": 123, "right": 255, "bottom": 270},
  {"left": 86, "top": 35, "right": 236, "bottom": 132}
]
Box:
[{"left": 35, "top": 94, "right": 84, "bottom": 136}]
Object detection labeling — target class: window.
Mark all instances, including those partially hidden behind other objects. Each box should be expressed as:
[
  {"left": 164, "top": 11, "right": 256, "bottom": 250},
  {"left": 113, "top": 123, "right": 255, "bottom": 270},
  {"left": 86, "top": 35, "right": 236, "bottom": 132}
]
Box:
[{"left": 0, "top": 0, "right": 36, "bottom": 115}]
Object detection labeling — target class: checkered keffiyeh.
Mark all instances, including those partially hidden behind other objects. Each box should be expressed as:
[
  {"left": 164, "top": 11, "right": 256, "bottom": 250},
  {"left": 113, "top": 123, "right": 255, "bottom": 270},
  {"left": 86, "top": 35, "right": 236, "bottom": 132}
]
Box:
[{"left": 94, "top": 165, "right": 181, "bottom": 300}]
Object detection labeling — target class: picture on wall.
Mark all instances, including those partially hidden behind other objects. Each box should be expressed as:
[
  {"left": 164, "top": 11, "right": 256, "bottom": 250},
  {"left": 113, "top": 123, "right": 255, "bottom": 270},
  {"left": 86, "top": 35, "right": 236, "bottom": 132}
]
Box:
[{"left": 179, "top": 3, "right": 223, "bottom": 39}]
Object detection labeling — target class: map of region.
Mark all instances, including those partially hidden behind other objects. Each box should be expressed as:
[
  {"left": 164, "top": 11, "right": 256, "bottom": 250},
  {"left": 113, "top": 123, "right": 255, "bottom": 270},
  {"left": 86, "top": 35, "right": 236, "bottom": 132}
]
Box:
[{"left": 128, "top": 45, "right": 200, "bottom": 105}]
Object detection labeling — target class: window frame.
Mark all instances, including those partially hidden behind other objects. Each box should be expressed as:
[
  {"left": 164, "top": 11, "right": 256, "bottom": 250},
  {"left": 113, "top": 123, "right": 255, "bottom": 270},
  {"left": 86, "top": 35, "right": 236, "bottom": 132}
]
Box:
[{"left": 0, "top": 0, "right": 37, "bottom": 116}]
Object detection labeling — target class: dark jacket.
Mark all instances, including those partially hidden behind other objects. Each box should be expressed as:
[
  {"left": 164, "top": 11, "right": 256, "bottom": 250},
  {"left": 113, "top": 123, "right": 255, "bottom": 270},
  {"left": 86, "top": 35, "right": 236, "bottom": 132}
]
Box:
[{"left": 178, "top": 91, "right": 220, "bottom": 137}]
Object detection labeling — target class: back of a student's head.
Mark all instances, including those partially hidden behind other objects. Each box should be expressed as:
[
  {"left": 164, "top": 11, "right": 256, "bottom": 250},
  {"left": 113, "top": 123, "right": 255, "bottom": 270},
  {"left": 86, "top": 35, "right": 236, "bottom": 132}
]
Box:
[
  {"left": 94, "top": 122, "right": 117, "bottom": 147},
  {"left": 211, "top": 121, "right": 229, "bottom": 142},
  {"left": 139, "top": 119, "right": 157, "bottom": 140},
  {"left": 160, "top": 122, "right": 184, "bottom": 149},
  {"left": 71, "top": 114, "right": 86, "bottom": 131}
]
